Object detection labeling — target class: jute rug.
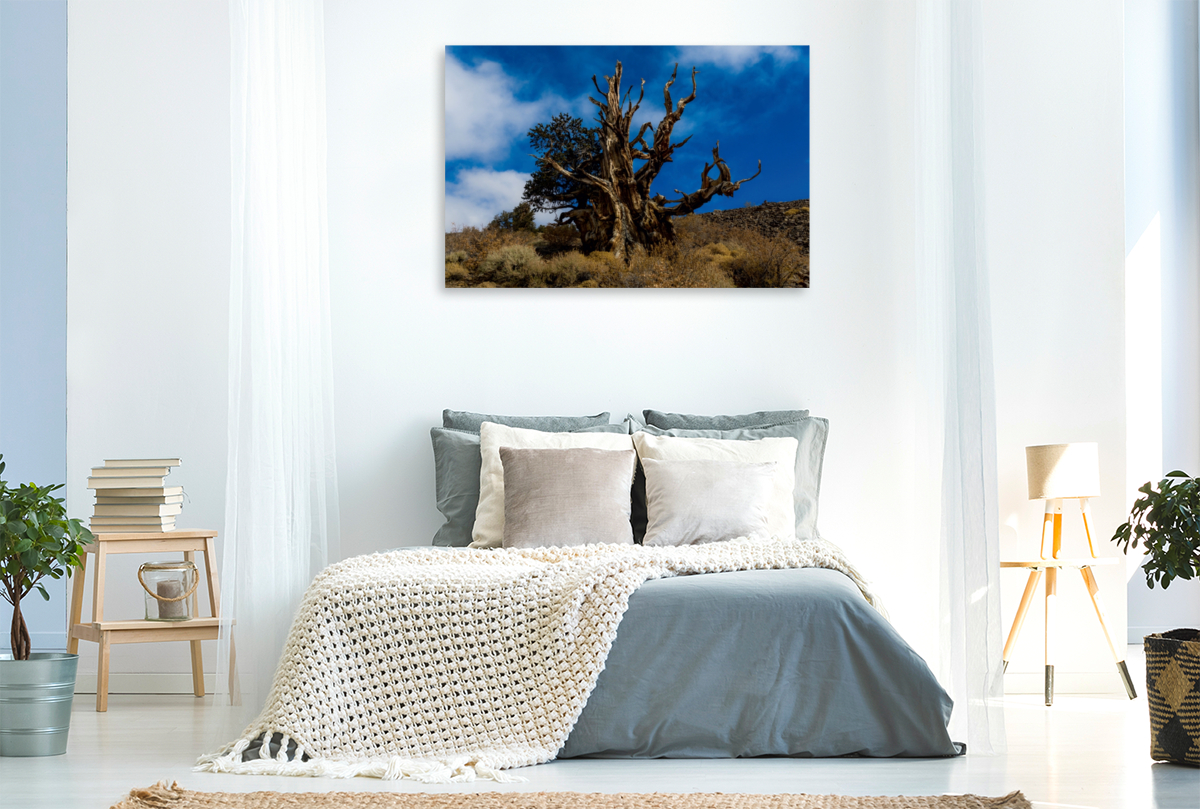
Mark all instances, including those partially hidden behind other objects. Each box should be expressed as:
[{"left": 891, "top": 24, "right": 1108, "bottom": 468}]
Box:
[{"left": 111, "top": 781, "right": 1032, "bottom": 809}]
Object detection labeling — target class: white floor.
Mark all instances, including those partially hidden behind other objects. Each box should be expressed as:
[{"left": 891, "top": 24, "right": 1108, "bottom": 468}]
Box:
[{"left": 2, "top": 646, "right": 1196, "bottom": 809}]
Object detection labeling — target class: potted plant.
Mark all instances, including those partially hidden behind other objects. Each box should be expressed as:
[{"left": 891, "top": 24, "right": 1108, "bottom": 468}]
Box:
[
  {"left": 1112, "top": 470, "right": 1200, "bottom": 767},
  {"left": 0, "top": 453, "right": 93, "bottom": 756}
]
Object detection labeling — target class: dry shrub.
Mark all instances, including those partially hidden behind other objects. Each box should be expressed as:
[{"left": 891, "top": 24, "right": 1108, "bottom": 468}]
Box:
[
  {"left": 444, "top": 228, "right": 474, "bottom": 256},
  {"left": 479, "top": 244, "right": 544, "bottom": 287},
  {"left": 445, "top": 262, "right": 471, "bottom": 286},
  {"left": 540, "top": 224, "right": 580, "bottom": 252},
  {"left": 626, "top": 249, "right": 668, "bottom": 287},
  {"left": 724, "top": 230, "right": 808, "bottom": 288},
  {"left": 626, "top": 243, "right": 734, "bottom": 288},
  {"left": 446, "top": 250, "right": 469, "bottom": 263},
  {"left": 582, "top": 251, "right": 628, "bottom": 287},
  {"left": 446, "top": 226, "right": 539, "bottom": 276},
  {"left": 702, "top": 242, "right": 733, "bottom": 258},
  {"left": 541, "top": 252, "right": 593, "bottom": 287},
  {"left": 674, "top": 214, "right": 742, "bottom": 252}
]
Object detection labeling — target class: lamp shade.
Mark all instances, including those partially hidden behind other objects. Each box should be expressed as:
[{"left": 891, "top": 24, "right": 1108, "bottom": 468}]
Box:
[{"left": 1026, "top": 443, "right": 1100, "bottom": 500}]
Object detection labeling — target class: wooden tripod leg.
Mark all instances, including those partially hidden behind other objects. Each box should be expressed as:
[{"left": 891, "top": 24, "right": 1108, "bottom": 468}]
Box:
[
  {"left": 1080, "top": 566, "right": 1137, "bottom": 699},
  {"left": 1080, "top": 498, "right": 1098, "bottom": 558},
  {"left": 1045, "top": 566, "right": 1057, "bottom": 706},
  {"left": 1003, "top": 569, "right": 1043, "bottom": 672}
]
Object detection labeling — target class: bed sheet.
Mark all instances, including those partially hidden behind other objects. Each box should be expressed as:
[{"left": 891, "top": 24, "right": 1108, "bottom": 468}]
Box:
[{"left": 559, "top": 567, "right": 960, "bottom": 759}]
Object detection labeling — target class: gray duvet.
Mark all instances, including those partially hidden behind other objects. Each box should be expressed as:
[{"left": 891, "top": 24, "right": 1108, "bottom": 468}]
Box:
[{"left": 559, "top": 567, "right": 960, "bottom": 759}]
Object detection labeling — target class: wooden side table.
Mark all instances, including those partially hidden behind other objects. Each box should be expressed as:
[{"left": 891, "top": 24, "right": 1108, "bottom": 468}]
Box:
[
  {"left": 1001, "top": 556, "right": 1136, "bottom": 706},
  {"left": 67, "top": 530, "right": 234, "bottom": 711}
]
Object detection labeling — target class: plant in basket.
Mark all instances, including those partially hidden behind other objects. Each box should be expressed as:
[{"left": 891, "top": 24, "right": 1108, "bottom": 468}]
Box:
[
  {"left": 0, "top": 453, "right": 93, "bottom": 756},
  {"left": 1112, "top": 470, "right": 1200, "bottom": 767}
]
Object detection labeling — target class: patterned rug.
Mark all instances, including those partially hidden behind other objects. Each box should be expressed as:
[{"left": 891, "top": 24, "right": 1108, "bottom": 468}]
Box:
[{"left": 111, "top": 781, "right": 1031, "bottom": 809}]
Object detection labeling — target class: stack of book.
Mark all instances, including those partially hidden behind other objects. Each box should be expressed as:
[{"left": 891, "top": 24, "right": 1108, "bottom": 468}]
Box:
[{"left": 87, "top": 459, "right": 184, "bottom": 533}]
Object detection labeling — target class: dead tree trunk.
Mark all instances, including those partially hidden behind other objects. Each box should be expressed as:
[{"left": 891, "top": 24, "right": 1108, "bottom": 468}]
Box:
[{"left": 536, "top": 62, "right": 761, "bottom": 263}]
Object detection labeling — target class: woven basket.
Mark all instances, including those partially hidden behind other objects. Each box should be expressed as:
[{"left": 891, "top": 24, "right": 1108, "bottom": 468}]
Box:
[{"left": 1145, "top": 628, "right": 1200, "bottom": 766}]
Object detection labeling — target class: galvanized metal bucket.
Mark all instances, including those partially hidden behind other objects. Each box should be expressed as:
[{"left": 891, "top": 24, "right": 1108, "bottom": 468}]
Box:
[{"left": 0, "top": 652, "right": 79, "bottom": 756}]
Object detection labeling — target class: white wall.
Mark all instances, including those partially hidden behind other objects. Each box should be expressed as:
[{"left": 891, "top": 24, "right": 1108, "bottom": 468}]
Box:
[
  {"left": 1123, "top": 0, "right": 1200, "bottom": 641},
  {"left": 65, "top": 0, "right": 1133, "bottom": 693},
  {"left": 66, "top": 0, "right": 230, "bottom": 688},
  {"left": 324, "top": 0, "right": 937, "bottom": 646},
  {"left": 985, "top": 0, "right": 1131, "bottom": 690}
]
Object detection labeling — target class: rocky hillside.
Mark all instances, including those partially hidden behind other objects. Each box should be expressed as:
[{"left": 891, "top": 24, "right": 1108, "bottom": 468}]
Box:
[{"left": 692, "top": 199, "right": 810, "bottom": 253}]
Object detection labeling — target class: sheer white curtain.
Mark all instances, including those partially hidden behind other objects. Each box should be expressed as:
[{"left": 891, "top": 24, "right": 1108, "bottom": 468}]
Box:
[
  {"left": 914, "top": 0, "right": 1006, "bottom": 754},
  {"left": 216, "top": 0, "right": 339, "bottom": 719}
]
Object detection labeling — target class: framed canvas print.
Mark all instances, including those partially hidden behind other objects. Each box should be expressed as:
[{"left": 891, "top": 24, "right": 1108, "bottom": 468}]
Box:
[{"left": 445, "top": 46, "right": 810, "bottom": 289}]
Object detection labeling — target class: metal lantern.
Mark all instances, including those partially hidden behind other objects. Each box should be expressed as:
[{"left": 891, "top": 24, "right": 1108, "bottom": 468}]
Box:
[{"left": 138, "top": 560, "right": 198, "bottom": 621}]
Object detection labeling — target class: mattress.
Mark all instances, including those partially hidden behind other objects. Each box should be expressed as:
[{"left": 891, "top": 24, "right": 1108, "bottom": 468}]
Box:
[{"left": 559, "top": 567, "right": 960, "bottom": 759}]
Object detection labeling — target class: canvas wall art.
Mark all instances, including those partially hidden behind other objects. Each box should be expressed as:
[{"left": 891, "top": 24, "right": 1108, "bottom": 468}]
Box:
[{"left": 445, "top": 46, "right": 810, "bottom": 289}]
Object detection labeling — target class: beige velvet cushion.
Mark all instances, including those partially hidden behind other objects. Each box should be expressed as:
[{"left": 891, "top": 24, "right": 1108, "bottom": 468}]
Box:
[
  {"left": 471, "top": 422, "right": 635, "bottom": 549},
  {"left": 500, "top": 447, "right": 637, "bottom": 549},
  {"left": 641, "top": 458, "right": 777, "bottom": 546},
  {"left": 632, "top": 431, "right": 798, "bottom": 540}
]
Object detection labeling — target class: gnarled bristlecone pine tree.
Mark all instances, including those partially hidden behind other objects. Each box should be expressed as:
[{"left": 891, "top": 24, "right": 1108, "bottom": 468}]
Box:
[{"left": 534, "top": 62, "right": 761, "bottom": 263}]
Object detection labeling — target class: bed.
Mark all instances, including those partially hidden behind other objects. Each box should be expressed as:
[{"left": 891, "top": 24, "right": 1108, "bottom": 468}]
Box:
[{"left": 199, "top": 408, "right": 961, "bottom": 781}]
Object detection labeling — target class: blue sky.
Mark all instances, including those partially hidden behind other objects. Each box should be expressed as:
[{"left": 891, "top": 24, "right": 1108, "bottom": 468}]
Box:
[{"left": 445, "top": 46, "right": 809, "bottom": 230}]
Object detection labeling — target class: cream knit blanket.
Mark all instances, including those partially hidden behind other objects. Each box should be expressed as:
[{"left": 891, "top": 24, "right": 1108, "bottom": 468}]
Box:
[{"left": 196, "top": 536, "right": 877, "bottom": 782}]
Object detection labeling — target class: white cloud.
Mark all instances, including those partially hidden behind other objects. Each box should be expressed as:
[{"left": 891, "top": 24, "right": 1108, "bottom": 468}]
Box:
[
  {"left": 672, "top": 46, "right": 801, "bottom": 73},
  {"left": 445, "top": 168, "right": 529, "bottom": 230},
  {"left": 445, "top": 54, "right": 562, "bottom": 162}
]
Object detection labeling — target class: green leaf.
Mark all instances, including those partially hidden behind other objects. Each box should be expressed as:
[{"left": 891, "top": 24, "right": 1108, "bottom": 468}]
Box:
[{"left": 1114, "top": 472, "right": 1200, "bottom": 589}]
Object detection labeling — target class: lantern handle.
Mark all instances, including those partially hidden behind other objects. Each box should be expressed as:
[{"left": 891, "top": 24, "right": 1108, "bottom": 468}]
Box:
[{"left": 137, "top": 565, "right": 200, "bottom": 602}]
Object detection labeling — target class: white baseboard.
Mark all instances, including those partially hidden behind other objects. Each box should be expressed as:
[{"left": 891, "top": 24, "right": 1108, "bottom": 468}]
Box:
[
  {"left": 74, "top": 671, "right": 218, "bottom": 695},
  {"left": 1004, "top": 671, "right": 1127, "bottom": 695}
]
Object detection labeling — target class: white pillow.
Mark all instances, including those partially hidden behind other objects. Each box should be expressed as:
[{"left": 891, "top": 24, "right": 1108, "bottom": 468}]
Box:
[
  {"left": 641, "top": 458, "right": 777, "bottom": 546},
  {"left": 470, "top": 422, "right": 635, "bottom": 549},
  {"left": 632, "top": 431, "right": 798, "bottom": 541}
]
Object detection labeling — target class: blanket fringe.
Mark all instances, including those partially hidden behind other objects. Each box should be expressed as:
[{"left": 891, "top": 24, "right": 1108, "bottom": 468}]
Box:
[{"left": 193, "top": 743, "right": 527, "bottom": 783}]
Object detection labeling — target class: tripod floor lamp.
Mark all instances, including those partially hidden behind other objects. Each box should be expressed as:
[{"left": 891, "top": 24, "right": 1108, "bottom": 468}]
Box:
[{"left": 1001, "top": 442, "right": 1138, "bottom": 705}]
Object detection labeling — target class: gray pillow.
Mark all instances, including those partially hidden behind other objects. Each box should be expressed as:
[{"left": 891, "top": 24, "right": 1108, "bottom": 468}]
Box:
[
  {"left": 641, "top": 458, "right": 776, "bottom": 546},
  {"left": 443, "top": 409, "right": 611, "bottom": 433},
  {"left": 642, "top": 409, "right": 810, "bottom": 430},
  {"left": 500, "top": 447, "right": 636, "bottom": 549},
  {"left": 430, "top": 422, "right": 631, "bottom": 547},
  {"left": 431, "top": 427, "right": 483, "bottom": 547},
  {"left": 640, "top": 417, "right": 828, "bottom": 540}
]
